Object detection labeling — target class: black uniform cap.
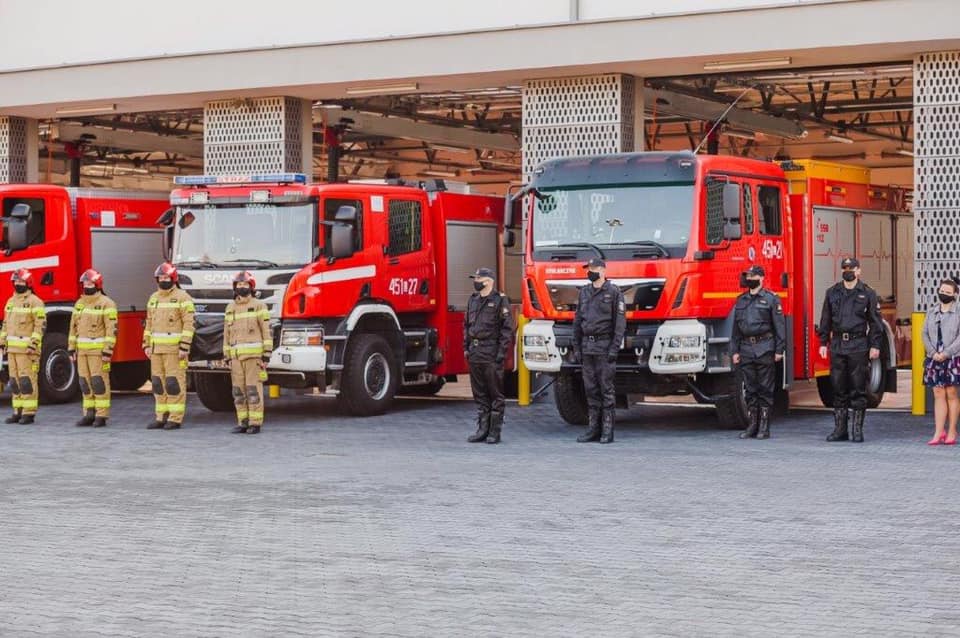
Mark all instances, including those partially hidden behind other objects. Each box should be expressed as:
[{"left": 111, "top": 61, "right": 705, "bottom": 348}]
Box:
[
  {"left": 840, "top": 257, "right": 860, "bottom": 268},
  {"left": 468, "top": 267, "right": 496, "bottom": 280},
  {"left": 745, "top": 265, "right": 765, "bottom": 277},
  {"left": 583, "top": 258, "right": 606, "bottom": 269}
]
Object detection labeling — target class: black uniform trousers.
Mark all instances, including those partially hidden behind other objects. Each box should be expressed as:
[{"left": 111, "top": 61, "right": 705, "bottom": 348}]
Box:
[
  {"left": 469, "top": 359, "right": 505, "bottom": 420},
  {"left": 740, "top": 353, "right": 776, "bottom": 409},
  {"left": 582, "top": 353, "right": 616, "bottom": 411},
  {"left": 830, "top": 349, "right": 870, "bottom": 410}
]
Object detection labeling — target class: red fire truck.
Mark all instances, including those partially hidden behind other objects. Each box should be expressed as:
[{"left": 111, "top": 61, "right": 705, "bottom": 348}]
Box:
[
  {"left": 514, "top": 152, "right": 910, "bottom": 427},
  {"left": 0, "top": 185, "right": 168, "bottom": 402},
  {"left": 166, "top": 174, "right": 508, "bottom": 416}
]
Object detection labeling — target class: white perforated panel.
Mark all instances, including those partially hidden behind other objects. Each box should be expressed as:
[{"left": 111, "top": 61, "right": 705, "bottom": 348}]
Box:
[
  {"left": 204, "top": 97, "right": 309, "bottom": 175},
  {"left": 521, "top": 74, "right": 638, "bottom": 179},
  {"left": 0, "top": 116, "right": 30, "bottom": 183},
  {"left": 915, "top": 52, "right": 960, "bottom": 308}
]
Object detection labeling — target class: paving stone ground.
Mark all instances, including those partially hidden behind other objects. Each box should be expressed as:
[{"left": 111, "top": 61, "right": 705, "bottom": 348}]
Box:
[{"left": 0, "top": 390, "right": 956, "bottom": 637}]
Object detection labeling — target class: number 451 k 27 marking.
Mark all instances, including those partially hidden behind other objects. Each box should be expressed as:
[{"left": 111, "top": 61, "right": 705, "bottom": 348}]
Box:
[{"left": 389, "top": 277, "right": 419, "bottom": 296}]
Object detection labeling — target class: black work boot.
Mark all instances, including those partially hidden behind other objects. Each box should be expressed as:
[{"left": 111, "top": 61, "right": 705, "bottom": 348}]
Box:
[
  {"left": 163, "top": 421, "right": 182, "bottom": 430},
  {"left": 826, "top": 408, "right": 849, "bottom": 442},
  {"left": 467, "top": 414, "right": 490, "bottom": 443},
  {"left": 739, "top": 407, "right": 759, "bottom": 439},
  {"left": 92, "top": 418, "right": 107, "bottom": 428},
  {"left": 851, "top": 409, "right": 865, "bottom": 443},
  {"left": 232, "top": 419, "right": 249, "bottom": 434},
  {"left": 599, "top": 410, "right": 615, "bottom": 444},
  {"left": 756, "top": 407, "right": 771, "bottom": 440},
  {"left": 578, "top": 409, "right": 602, "bottom": 443},
  {"left": 485, "top": 413, "right": 503, "bottom": 444},
  {"left": 246, "top": 426, "right": 261, "bottom": 435},
  {"left": 146, "top": 420, "right": 166, "bottom": 430},
  {"left": 76, "top": 410, "right": 95, "bottom": 427},
  {"left": 18, "top": 414, "right": 34, "bottom": 425},
  {"left": 5, "top": 410, "right": 21, "bottom": 424}
]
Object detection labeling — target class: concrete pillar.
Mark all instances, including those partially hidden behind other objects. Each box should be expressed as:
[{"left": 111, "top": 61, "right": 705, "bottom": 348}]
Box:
[
  {"left": 521, "top": 73, "right": 644, "bottom": 179},
  {"left": 914, "top": 52, "right": 960, "bottom": 308},
  {"left": 203, "top": 97, "right": 312, "bottom": 176},
  {"left": 0, "top": 116, "right": 39, "bottom": 183}
]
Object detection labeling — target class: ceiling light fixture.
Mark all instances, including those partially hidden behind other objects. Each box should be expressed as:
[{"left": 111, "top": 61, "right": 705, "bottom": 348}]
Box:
[
  {"left": 346, "top": 83, "right": 420, "bottom": 96},
  {"left": 895, "top": 147, "right": 914, "bottom": 157},
  {"left": 420, "top": 169, "right": 459, "bottom": 178},
  {"left": 826, "top": 131, "right": 855, "bottom": 144},
  {"left": 55, "top": 104, "right": 117, "bottom": 115},
  {"left": 703, "top": 57, "right": 792, "bottom": 72}
]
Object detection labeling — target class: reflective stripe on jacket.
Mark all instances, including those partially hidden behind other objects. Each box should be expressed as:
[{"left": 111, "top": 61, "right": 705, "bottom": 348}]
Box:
[
  {"left": 1, "top": 292, "right": 46, "bottom": 353},
  {"left": 223, "top": 298, "right": 272, "bottom": 361},
  {"left": 143, "top": 288, "right": 196, "bottom": 354},
  {"left": 69, "top": 293, "right": 118, "bottom": 355}
]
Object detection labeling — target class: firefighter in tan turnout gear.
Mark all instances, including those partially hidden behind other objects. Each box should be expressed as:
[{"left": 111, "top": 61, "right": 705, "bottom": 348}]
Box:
[
  {"left": 69, "top": 269, "right": 118, "bottom": 427},
  {"left": 143, "top": 263, "right": 195, "bottom": 430},
  {"left": 223, "top": 271, "right": 272, "bottom": 434},
  {"left": 0, "top": 268, "right": 46, "bottom": 424}
]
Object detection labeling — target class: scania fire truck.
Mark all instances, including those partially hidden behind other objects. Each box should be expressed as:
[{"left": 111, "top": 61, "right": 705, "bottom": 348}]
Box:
[
  {"left": 0, "top": 185, "right": 168, "bottom": 402},
  {"left": 167, "top": 174, "right": 509, "bottom": 416},
  {"left": 515, "top": 152, "right": 911, "bottom": 427}
]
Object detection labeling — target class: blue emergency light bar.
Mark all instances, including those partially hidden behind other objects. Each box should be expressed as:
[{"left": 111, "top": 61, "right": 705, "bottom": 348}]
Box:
[{"left": 173, "top": 173, "right": 308, "bottom": 186}]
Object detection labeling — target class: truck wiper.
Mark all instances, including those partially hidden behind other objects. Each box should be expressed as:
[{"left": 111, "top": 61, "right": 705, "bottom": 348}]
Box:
[
  {"left": 220, "top": 258, "right": 281, "bottom": 268},
  {"left": 604, "top": 240, "right": 671, "bottom": 258},
  {"left": 553, "top": 243, "right": 607, "bottom": 259},
  {"left": 175, "top": 260, "right": 218, "bottom": 269}
]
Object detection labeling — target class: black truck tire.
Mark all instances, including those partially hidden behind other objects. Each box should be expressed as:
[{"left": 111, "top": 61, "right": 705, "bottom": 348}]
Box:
[
  {"left": 38, "top": 331, "right": 79, "bottom": 404},
  {"left": 338, "top": 333, "right": 399, "bottom": 416},
  {"left": 714, "top": 371, "right": 749, "bottom": 429},
  {"left": 110, "top": 360, "right": 151, "bottom": 392},
  {"left": 554, "top": 372, "right": 589, "bottom": 426},
  {"left": 194, "top": 371, "right": 235, "bottom": 412}
]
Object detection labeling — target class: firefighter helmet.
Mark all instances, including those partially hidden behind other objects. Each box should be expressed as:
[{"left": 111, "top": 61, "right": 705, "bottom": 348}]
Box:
[
  {"left": 232, "top": 270, "right": 256, "bottom": 291},
  {"left": 154, "top": 262, "right": 179, "bottom": 284},
  {"left": 79, "top": 268, "right": 103, "bottom": 290},
  {"left": 10, "top": 268, "right": 33, "bottom": 286}
]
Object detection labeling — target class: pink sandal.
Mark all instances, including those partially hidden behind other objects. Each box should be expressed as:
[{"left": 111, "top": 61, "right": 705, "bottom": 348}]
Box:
[{"left": 928, "top": 433, "right": 947, "bottom": 446}]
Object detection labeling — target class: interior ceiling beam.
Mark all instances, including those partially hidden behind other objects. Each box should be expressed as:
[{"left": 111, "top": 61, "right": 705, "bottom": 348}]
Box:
[
  {"left": 645, "top": 88, "right": 807, "bottom": 139},
  {"left": 53, "top": 121, "right": 203, "bottom": 158},
  {"left": 316, "top": 107, "right": 519, "bottom": 153}
]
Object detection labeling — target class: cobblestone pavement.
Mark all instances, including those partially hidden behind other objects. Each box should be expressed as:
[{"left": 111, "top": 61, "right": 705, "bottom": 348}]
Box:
[{"left": 0, "top": 391, "right": 956, "bottom": 637}]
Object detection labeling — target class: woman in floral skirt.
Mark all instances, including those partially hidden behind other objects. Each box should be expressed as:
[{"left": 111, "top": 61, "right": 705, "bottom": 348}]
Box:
[{"left": 922, "top": 278, "right": 960, "bottom": 445}]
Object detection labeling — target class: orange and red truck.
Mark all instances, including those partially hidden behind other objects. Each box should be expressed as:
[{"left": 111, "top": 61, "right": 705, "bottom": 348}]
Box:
[
  {"left": 514, "top": 152, "right": 911, "bottom": 427},
  {"left": 0, "top": 185, "right": 168, "bottom": 402}
]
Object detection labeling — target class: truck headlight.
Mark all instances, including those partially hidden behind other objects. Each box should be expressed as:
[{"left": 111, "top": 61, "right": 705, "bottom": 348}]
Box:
[
  {"left": 668, "top": 335, "right": 701, "bottom": 348},
  {"left": 281, "top": 329, "right": 323, "bottom": 346},
  {"left": 524, "top": 335, "right": 547, "bottom": 347},
  {"left": 524, "top": 351, "right": 550, "bottom": 362}
]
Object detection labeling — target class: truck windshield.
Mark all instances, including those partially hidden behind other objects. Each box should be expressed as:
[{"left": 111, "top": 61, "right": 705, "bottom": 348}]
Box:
[
  {"left": 173, "top": 203, "right": 315, "bottom": 268},
  {"left": 532, "top": 184, "right": 695, "bottom": 257}
]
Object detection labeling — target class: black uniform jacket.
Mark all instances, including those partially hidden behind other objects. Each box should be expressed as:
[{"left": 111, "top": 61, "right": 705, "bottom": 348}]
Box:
[
  {"left": 730, "top": 288, "right": 787, "bottom": 359},
  {"left": 573, "top": 280, "right": 627, "bottom": 356},
  {"left": 816, "top": 280, "right": 884, "bottom": 354},
  {"left": 464, "top": 291, "right": 514, "bottom": 364}
]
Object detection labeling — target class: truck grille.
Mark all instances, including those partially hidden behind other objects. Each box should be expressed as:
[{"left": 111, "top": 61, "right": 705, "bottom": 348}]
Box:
[{"left": 546, "top": 278, "right": 667, "bottom": 312}]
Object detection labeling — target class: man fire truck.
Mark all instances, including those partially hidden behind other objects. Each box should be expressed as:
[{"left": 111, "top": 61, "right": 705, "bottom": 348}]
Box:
[
  {"left": 515, "top": 152, "right": 911, "bottom": 428},
  {"left": 166, "top": 174, "right": 509, "bottom": 416},
  {"left": 0, "top": 185, "right": 168, "bottom": 402}
]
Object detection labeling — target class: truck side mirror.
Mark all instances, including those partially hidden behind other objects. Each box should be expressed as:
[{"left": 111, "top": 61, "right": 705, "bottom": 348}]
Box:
[
  {"left": 10, "top": 203, "right": 31, "bottom": 219},
  {"left": 330, "top": 223, "right": 355, "bottom": 260},
  {"left": 503, "top": 195, "right": 513, "bottom": 228},
  {"left": 156, "top": 208, "right": 175, "bottom": 226},
  {"left": 722, "top": 183, "right": 742, "bottom": 240},
  {"left": 334, "top": 205, "right": 357, "bottom": 223},
  {"left": 178, "top": 211, "right": 195, "bottom": 229},
  {"left": 502, "top": 228, "right": 516, "bottom": 248},
  {"left": 5, "top": 218, "right": 29, "bottom": 252},
  {"left": 163, "top": 226, "right": 174, "bottom": 262}
]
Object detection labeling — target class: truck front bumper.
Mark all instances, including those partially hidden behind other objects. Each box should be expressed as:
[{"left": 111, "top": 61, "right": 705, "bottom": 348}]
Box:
[{"left": 270, "top": 345, "right": 327, "bottom": 373}]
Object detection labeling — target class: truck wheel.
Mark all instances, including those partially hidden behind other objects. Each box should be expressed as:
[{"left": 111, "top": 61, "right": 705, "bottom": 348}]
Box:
[
  {"left": 339, "top": 334, "right": 399, "bottom": 416},
  {"left": 714, "top": 371, "right": 749, "bottom": 429},
  {"left": 194, "top": 372, "right": 235, "bottom": 412},
  {"left": 38, "top": 332, "right": 78, "bottom": 404},
  {"left": 400, "top": 377, "right": 445, "bottom": 397},
  {"left": 554, "top": 372, "right": 588, "bottom": 426},
  {"left": 110, "top": 361, "right": 150, "bottom": 392}
]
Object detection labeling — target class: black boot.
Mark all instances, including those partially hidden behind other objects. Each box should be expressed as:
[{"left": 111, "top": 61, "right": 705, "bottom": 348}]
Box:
[
  {"left": 76, "top": 410, "right": 95, "bottom": 427},
  {"left": 851, "top": 409, "right": 865, "bottom": 443},
  {"left": 232, "top": 418, "right": 249, "bottom": 434},
  {"left": 163, "top": 421, "right": 182, "bottom": 430},
  {"left": 756, "top": 407, "right": 771, "bottom": 440},
  {"left": 826, "top": 408, "right": 849, "bottom": 442},
  {"left": 18, "top": 414, "right": 34, "bottom": 425},
  {"left": 599, "top": 410, "right": 615, "bottom": 444},
  {"left": 578, "top": 409, "right": 602, "bottom": 442},
  {"left": 467, "top": 414, "right": 490, "bottom": 443},
  {"left": 485, "top": 413, "right": 502, "bottom": 444},
  {"left": 739, "top": 407, "right": 759, "bottom": 439},
  {"left": 146, "top": 420, "right": 166, "bottom": 430},
  {"left": 246, "top": 426, "right": 261, "bottom": 435},
  {"left": 5, "top": 410, "right": 21, "bottom": 424}
]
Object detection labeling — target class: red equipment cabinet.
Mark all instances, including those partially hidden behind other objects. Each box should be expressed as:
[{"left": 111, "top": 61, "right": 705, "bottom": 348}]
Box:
[
  {"left": 0, "top": 185, "right": 169, "bottom": 402},
  {"left": 167, "top": 175, "right": 509, "bottom": 416},
  {"left": 516, "top": 151, "right": 904, "bottom": 428}
]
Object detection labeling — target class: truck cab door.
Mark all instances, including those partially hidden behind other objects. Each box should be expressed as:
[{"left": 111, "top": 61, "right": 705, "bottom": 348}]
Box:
[{"left": 376, "top": 195, "right": 434, "bottom": 314}]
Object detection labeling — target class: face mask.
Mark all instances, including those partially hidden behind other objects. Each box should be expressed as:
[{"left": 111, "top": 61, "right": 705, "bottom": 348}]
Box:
[
  {"left": 473, "top": 281, "right": 485, "bottom": 292},
  {"left": 82, "top": 286, "right": 97, "bottom": 296},
  {"left": 158, "top": 280, "right": 174, "bottom": 290},
  {"left": 745, "top": 279, "right": 761, "bottom": 290},
  {"left": 13, "top": 283, "right": 28, "bottom": 294},
  {"left": 939, "top": 293, "right": 955, "bottom": 305},
  {"left": 236, "top": 287, "right": 252, "bottom": 297},
  {"left": 587, "top": 271, "right": 601, "bottom": 283},
  {"left": 842, "top": 271, "right": 856, "bottom": 282}
]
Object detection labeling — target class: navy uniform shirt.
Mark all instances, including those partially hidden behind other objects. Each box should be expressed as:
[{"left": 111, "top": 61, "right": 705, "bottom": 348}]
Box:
[
  {"left": 573, "top": 280, "right": 627, "bottom": 356},
  {"left": 464, "top": 291, "right": 513, "bottom": 364},
  {"left": 816, "top": 280, "right": 884, "bottom": 355},
  {"left": 730, "top": 288, "right": 786, "bottom": 360}
]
